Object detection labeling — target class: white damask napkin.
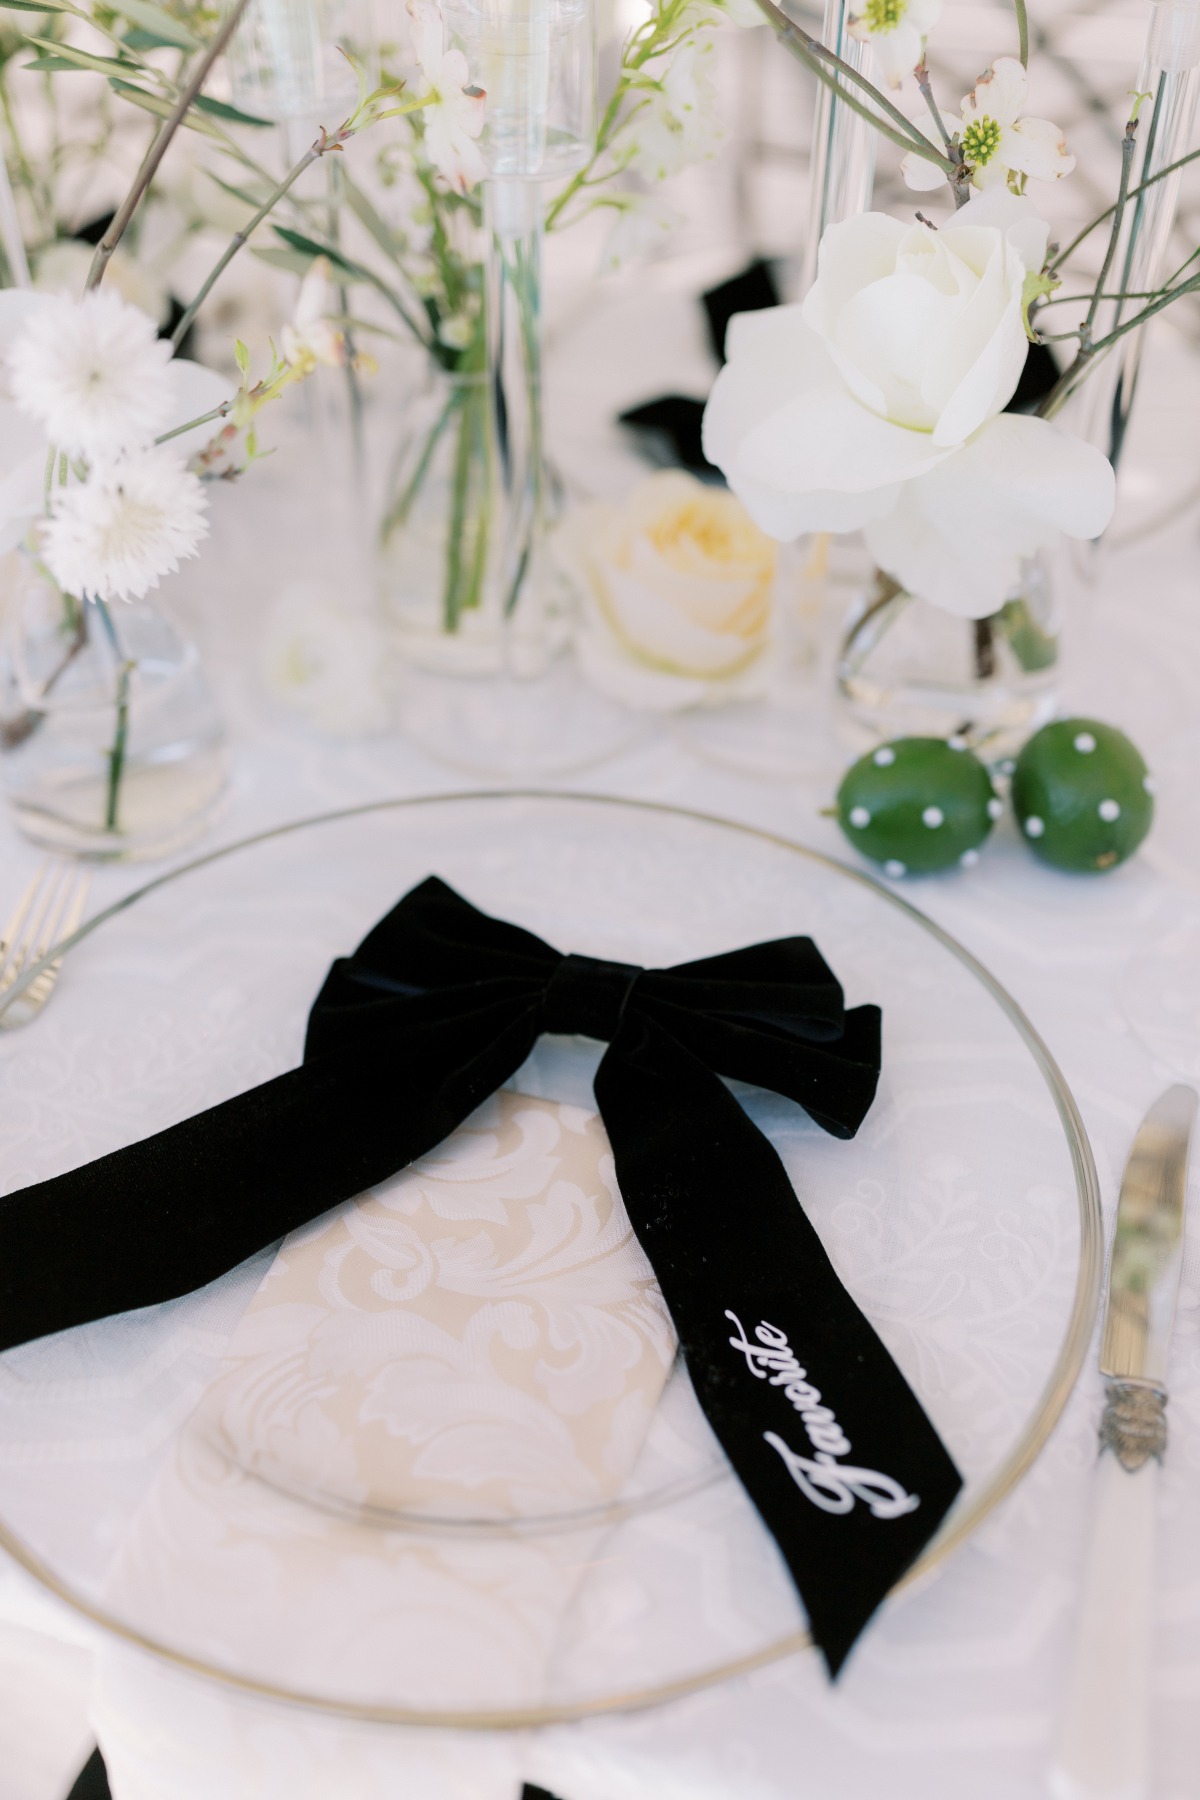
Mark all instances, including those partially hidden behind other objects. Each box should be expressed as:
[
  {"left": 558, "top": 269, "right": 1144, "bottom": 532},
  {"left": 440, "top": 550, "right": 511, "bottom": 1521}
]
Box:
[{"left": 95, "top": 1091, "right": 678, "bottom": 1798}]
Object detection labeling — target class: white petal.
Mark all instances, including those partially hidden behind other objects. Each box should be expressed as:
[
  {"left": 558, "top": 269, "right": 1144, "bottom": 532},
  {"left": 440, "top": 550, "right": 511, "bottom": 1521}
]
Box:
[
  {"left": 961, "top": 58, "right": 1027, "bottom": 130},
  {"left": 717, "top": 470, "right": 905, "bottom": 540},
  {"left": 866, "top": 18, "right": 923, "bottom": 86},
  {"left": 864, "top": 413, "right": 1116, "bottom": 615},
  {"left": 709, "top": 327, "right": 951, "bottom": 497},
  {"left": 408, "top": 0, "right": 445, "bottom": 78},
  {"left": 923, "top": 195, "right": 1050, "bottom": 442},
  {"left": 908, "top": 0, "right": 944, "bottom": 32},
  {"left": 803, "top": 213, "right": 908, "bottom": 344},
  {"left": 945, "top": 187, "right": 1049, "bottom": 273},
  {"left": 0, "top": 398, "right": 48, "bottom": 546},
  {"left": 1004, "top": 116, "right": 1075, "bottom": 182},
  {"left": 0, "top": 288, "right": 48, "bottom": 355},
  {"left": 901, "top": 147, "right": 950, "bottom": 191}
]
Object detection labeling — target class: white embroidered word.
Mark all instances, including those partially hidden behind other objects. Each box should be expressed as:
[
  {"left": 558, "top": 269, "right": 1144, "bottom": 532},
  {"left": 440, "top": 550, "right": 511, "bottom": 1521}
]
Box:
[{"left": 725, "top": 1311, "right": 920, "bottom": 1520}]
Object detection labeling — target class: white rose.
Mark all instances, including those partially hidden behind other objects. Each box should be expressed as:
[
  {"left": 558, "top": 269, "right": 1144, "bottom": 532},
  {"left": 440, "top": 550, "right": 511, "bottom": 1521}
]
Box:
[
  {"left": 571, "top": 471, "right": 777, "bottom": 711},
  {"left": 702, "top": 190, "right": 1115, "bottom": 615}
]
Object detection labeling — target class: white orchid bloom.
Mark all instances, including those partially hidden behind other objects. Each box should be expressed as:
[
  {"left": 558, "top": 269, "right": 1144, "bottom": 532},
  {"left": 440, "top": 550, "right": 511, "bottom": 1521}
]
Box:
[
  {"left": 903, "top": 58, "right": 1075, "bottom": 193},
  {"left": 702, "top": 191, "right": 1115, "bottom": 616},
  {"left": 408, "top": 0, "right": 486, "bottom": 195},
  {"left": 281, "top": 259, "right": 346, "bottom": 372},
  {"left": 0, "top": 289, "right": 229, "bottom": 558},
  {"left": 628, "top": 39, "right": 722, "bottom": 181},
  {"left": 849, "top": 0, "right": 942, "bottom": 88}
]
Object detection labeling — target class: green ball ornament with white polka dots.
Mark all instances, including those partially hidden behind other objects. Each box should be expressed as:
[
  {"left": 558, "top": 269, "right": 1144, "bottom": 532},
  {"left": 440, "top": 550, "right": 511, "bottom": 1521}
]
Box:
[
  {"left": 1011, "top": 718, "right": 1154, "bottom": 872},
  {"left": 835, "top": 737, "right": 1001, "bottom": 877}
]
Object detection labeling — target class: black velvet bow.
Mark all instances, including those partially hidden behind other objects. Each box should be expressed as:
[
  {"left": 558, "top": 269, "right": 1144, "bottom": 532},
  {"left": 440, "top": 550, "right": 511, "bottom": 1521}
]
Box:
[{"left": 0, "top": 877, "right": 961, "bottom": 1673}]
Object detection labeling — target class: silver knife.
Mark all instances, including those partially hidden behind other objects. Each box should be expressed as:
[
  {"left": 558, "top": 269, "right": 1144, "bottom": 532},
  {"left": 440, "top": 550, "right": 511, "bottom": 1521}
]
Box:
[{"left": 1050, "top": 1083, "right": 1197, "bottom": 1800}]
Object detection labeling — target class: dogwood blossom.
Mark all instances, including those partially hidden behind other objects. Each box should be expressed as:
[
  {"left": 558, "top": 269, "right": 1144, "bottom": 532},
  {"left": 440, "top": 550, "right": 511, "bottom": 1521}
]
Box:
[
  {"left": 902, "top": 58, "right": 1074, "bottom": 192},
  {"left": 409, "top": 0, "right": 486, "bottom": 194},
  {"left": 849, "top": 0, "right": 943, "bottom": 88},
  {"left": 40, "top": 448, "right": 209, "bottom": 604}
]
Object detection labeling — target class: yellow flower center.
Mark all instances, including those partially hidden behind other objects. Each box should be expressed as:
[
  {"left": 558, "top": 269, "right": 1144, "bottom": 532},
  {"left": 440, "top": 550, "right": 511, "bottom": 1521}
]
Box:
[
  {"left": 962, "top": 114, "right": 1003, "bottom": 167},
  {"left": 863, "top": 0, "right": 906, "bottom": 33}
]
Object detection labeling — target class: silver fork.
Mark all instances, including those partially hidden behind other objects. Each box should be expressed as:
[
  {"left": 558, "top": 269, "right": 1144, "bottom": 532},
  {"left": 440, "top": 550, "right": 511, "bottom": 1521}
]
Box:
[{"left": 0, "top": 862, "right": 91, "bottom": 1030}]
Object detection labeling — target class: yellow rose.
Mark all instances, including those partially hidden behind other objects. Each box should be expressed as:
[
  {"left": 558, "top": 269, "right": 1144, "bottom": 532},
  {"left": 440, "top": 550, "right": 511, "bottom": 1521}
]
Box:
[{"left": 572, "top": 471, "right": 778, "bottom": 709}]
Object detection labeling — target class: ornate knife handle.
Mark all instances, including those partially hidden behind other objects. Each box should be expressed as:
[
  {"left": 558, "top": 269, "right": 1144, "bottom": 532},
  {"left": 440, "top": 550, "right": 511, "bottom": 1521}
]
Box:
[
  {"left": 1100, "top": 1380, "right": 1167, "bottom": 1473},
  {"left": 1049, "top": 1383, "right": 1161, "bottom": 1800}
]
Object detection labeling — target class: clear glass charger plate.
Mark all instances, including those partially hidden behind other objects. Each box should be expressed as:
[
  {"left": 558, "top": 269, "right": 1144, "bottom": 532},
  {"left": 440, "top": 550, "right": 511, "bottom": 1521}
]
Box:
[{"left": 0, "top": 792, "right": 1101, "bottom": 1727}]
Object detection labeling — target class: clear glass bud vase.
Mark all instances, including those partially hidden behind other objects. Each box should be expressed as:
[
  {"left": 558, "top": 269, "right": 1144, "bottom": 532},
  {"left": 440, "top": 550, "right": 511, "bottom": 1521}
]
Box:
[
  {"left": 836, "top": 558, "right": 1060, "bottom": 754},
  {"left": 1, "top": 562, "right": 227, "bottom": 861},
  {"left": 386, "top": 0, "right": 642, "bottom": 774}
]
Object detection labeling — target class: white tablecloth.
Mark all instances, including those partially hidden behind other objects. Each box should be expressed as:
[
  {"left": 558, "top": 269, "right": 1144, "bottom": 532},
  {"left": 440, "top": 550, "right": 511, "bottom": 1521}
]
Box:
[{"left": 3, "top": 265, "right": 1200, "bottom": 1800}]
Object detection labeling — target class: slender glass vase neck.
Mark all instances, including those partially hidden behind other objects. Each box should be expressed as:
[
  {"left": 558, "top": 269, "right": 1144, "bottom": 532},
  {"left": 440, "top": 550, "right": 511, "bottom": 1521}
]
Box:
[
  {"left": 801, "top": 0, "right": 877, "bottom": 294},
  {"left": 484, "top": 177, "right": 545, "bottom": 653},
  {"left": 1078, "top": 0, "right": 1200, "bottom": 473}
]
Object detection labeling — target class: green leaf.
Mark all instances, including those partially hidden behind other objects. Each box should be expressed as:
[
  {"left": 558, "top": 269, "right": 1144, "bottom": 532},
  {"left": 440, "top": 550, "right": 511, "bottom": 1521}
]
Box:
[
  {"left": 192, "top": 93, "right": 273, "bottom": 128},
  {"left": 341, "top": 170, "right": 405, "bottom": 262},
  {"left": 203, "top": 169, "right": 277, "bottom": 211},
  {"left": 23, "top": 54, "right": 92, "bottom": 70},
  {"left": 108, "top": 76, "right": 223, "bottom": 134},
  {"left": 25, "top": 34, "right": 140, "bottom": 75},
  {"left": 106, "top": 0, "right": 198, "bottom": 48},
  {"left": 122, "top": 26, "right": 190, "bottom": 50},
  {"left": 272, "top": 224, "right": 358, "bottom": 278},
  {"left": 250, "top": 244, "right": 322, "bottom": 276},
  {"left": 0, "top": 1, "right": 75, "bottom": 12},
  {"left": 1021, "top": 268, "right": 1060, "bottom": 341}
]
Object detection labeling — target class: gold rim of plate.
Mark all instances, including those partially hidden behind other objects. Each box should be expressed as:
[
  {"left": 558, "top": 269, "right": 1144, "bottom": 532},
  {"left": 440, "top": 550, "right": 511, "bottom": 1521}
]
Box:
[{"left": 0, "top": 790, "right": 1104, "bottom": 1729}]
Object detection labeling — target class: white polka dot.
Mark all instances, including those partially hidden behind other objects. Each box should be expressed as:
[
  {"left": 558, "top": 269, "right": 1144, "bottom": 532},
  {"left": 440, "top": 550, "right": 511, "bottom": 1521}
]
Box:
[
  {"left": 848, "top": 805, "right": 871, "bottom": 829},
  {"left": 997, "top": 757, "right": 1016, "bottom": 777},
  {"left": 1099, "top": 798, "right": 1121, "bottom": 822},
  {"left": 1025, "top": 815, "right": 1045, "bottom": 838},
  {"left": 1144, "top": 775, "right": 1156, "bottom": 794},
  {"left": 1074, "top": 732, "right": 1097, "bottom": 754},
  {"left": 873, "top": 747, "right": 896, "bottom": 767},
  {"left": 922, "top": 806, "right": 945, "bottom": 828},
  {"left": 987, "top": 797, "right": 1003, "bottom": 820},
  {"left": 960, "top": 849, "right": 980, "bottom": 868},
  {"left": 884, "top": 859, "right": 907, "bottom": 878},
  {"left": 948, "top": 735, "right": 967, "bottom": 751}
]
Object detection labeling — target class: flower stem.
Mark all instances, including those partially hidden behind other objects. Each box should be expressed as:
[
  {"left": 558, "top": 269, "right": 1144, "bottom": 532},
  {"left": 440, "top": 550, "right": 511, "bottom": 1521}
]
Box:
[
  {"left": 380, "top": 389, "right": 461, "bottom": 545},
  {"left": 85, "top": 0, "right": 254, "bottom": 292},
  {"left": 93, "top": 599, "right": 132, "bottom": 835},
  {"left": 1047, "top": 142, "right": 1200, "bottom": 275},
  {"left": 170, "top": 131, "right": 343, "bottom": 351},
  {"left": 1084, "top": 114, "right": 1140, "bottom": 347},
  {"left": 1013, "top": 0, "right": 1029, "bottom": 69},
  {"left": 751, "top": 0, "right": 958, "bottom": 175},
  {"left": 155, "top": 403, "right": 231, "bottom": 447},
  {"left": 1037, "top": 113, "right": 1140, "bottom": 419}
]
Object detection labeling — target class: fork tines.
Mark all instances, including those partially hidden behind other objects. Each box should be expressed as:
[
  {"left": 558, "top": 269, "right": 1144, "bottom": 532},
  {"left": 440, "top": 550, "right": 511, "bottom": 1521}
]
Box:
[{"left": 0, "top": 862, "right": 90, "bottom": 1028}]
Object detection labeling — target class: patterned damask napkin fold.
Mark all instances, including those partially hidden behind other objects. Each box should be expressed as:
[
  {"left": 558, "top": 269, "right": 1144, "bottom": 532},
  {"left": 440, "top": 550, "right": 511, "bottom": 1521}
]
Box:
[{"left": 100, "top": 1091, "right": 678, "bottom": 1723}]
